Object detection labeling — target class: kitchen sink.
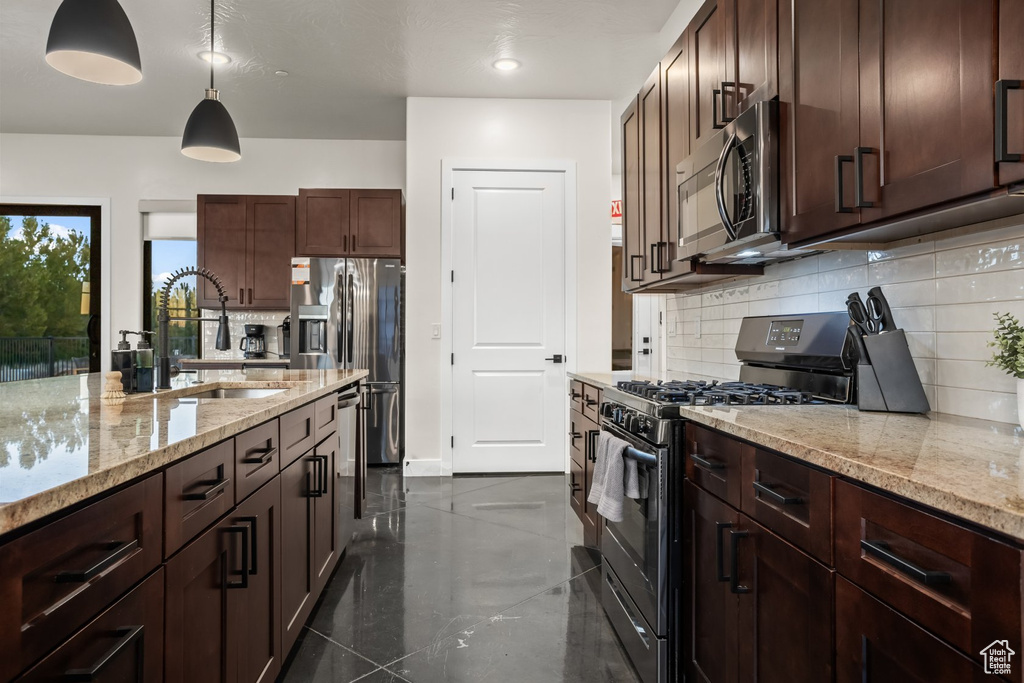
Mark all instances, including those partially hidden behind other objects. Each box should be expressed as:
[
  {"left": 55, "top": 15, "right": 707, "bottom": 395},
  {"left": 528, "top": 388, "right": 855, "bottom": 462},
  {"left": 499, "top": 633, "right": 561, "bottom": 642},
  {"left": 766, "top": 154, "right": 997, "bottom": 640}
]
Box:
[{"left": 187, "top": 388, "right": 287, "bottom": 399}]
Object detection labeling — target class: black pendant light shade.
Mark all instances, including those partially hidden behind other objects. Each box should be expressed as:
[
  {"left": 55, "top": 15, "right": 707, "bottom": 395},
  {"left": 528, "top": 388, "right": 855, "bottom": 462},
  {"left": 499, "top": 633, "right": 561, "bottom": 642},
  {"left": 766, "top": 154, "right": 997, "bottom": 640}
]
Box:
[
  {"left": 45, "top": 0, "right": 142, "bottom": 85},
  {"left": 182, "top": 89, "right": 241, "bottom": 162},
  {"left": 181, "top": 0, "right": 241, "bottom": 162}
]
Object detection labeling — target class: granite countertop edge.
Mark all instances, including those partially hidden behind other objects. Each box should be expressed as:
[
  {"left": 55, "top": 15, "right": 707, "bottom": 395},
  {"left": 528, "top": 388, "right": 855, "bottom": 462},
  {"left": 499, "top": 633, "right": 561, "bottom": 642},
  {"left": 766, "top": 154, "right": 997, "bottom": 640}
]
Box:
[
  {"left": 0, "top": 370, "right": 368, "bottom": 538},
  {"left": 569, "top": 371, "right": 1024, "bottom": 543}
]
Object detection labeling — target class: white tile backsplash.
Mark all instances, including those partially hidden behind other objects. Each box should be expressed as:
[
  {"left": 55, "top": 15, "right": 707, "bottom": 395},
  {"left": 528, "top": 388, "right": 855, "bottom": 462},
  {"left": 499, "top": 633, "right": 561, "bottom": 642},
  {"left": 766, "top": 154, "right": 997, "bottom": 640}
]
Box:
[
  {"left": 200, "top": 309, "right": 290, "bottom": 360},
  {"left": 665, "top": 221, "right": 1024, "bottom": 424}
]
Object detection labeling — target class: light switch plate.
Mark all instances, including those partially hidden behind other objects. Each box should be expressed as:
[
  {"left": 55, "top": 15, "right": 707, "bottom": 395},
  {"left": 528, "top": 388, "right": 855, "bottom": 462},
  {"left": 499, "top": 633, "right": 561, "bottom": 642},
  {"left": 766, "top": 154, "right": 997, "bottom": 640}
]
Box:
[
  {"left": 695, "top": 318, "right": 702, "bottom": 339},
  {"left": 431, "top": 323, "right": 442, "bottom": 339}
]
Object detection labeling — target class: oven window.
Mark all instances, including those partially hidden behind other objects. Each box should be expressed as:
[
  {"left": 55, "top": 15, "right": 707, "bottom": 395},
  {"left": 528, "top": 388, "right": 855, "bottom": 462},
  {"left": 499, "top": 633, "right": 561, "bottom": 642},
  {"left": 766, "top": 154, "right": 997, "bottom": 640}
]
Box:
[{"left": 610, "top": 463, "right": 653, "bottom": 568}]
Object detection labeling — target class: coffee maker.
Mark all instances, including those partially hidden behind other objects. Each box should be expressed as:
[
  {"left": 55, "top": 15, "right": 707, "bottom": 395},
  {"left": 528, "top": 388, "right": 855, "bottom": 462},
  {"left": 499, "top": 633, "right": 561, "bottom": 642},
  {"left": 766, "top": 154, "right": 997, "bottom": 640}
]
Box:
[{"left": 239, "top": 324, "right": 267, "bottom": 359}]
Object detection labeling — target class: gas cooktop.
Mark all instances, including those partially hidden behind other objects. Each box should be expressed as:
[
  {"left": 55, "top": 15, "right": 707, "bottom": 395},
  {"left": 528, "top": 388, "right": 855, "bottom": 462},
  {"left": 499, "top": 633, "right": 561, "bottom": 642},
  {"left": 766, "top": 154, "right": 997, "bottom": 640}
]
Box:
[{"left": 607, "top": 379, "right": 826, "bottom": 418}]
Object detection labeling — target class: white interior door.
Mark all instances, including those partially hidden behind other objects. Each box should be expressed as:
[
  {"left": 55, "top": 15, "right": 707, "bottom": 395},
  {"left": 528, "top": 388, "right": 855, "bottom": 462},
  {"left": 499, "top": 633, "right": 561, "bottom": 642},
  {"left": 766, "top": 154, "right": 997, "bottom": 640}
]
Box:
[{"left": 451, "top": 169, "right": 566, "bottom": 473}]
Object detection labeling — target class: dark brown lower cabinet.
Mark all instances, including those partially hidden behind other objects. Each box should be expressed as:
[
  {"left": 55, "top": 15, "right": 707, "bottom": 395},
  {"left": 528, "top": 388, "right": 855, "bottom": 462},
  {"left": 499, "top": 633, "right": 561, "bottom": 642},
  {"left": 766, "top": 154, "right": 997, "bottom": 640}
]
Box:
[
  {"left": 735, "top": 515, "right": 834, "bottom": 682},
  {"left": 18, "top": 568, "right": 164, "bottom": 682},
  {"left": 165, "top": 478, "right": 280, "bottom": 683},
  {"left": 835, "top": 577, "right": 985, "bottom": 683},
  {"left": 312, "top": 438, "right": 340, "bottom": 595},
  {"left": 164, "top": 516, "right": 238, "bottom": 683},
  {"left": 280, "top": 454, "right": 316, "bottom": 656},
  {"left": 281, "top": 442, "right": 340, "bottom": 655},
  {"left": 685, "top": 481, "right": 740, "bottom": 683},
  {"left": 234, "top": 477, "right": 283, "bottom": 683},
  {"left": 686, "top": 482, "right": 833, "bottom": 683}
]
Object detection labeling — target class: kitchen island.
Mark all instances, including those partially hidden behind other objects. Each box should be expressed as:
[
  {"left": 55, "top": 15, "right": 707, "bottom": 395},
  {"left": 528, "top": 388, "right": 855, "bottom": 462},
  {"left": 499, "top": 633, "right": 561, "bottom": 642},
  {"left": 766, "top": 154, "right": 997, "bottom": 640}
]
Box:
[{"left": 0, "top": 368, "right": 367, "bottom": 682}]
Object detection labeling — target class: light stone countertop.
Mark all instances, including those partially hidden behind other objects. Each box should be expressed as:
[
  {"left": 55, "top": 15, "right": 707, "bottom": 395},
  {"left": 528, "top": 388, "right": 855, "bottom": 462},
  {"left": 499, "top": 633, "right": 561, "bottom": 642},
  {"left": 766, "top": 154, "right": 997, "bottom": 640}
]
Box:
[
  {"left": 0, "top": 368, "right": 367, "bottom": 538},
  {"left": 570, "top": 371, "right": 1024, "bottom": 542}
]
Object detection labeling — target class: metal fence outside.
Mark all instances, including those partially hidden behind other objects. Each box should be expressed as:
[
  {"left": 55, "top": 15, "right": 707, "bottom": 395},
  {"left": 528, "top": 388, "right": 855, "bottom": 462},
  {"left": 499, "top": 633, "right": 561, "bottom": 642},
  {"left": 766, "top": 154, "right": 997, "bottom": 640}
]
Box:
[{"left": 0, "top": 337, "right": 90, "bottom": 383}]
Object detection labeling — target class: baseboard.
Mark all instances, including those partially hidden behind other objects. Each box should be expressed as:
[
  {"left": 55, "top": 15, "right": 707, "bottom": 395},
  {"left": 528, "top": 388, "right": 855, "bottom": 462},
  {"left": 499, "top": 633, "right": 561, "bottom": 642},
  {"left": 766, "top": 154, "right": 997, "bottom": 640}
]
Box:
[{"left": 403, "top": 458, "right": 443, "bottom": 477}]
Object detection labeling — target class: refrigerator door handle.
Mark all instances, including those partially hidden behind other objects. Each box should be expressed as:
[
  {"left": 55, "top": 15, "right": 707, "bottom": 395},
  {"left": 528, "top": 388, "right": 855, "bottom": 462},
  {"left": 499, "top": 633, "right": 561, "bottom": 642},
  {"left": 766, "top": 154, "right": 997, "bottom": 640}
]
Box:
[{"left": 346, "top": 269, "right": 355, "bottom": 367}]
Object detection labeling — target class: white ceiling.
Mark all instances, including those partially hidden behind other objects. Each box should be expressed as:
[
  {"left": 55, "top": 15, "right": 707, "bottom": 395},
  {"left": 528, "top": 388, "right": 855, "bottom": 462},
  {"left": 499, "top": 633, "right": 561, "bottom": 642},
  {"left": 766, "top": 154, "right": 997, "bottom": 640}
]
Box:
[{"left": 0, "top": 0, "right": 680, "bottom": 141}]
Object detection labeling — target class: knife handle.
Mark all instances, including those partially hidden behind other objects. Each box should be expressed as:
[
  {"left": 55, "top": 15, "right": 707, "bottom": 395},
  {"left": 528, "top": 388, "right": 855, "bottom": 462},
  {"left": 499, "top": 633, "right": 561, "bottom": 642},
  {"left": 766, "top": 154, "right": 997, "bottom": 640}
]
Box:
[
  {"left": 846, "top": 325, "right": 870, "bottom": 365},
  {"left": 866, "top": 287, "right": 896, "bottom": 332}
]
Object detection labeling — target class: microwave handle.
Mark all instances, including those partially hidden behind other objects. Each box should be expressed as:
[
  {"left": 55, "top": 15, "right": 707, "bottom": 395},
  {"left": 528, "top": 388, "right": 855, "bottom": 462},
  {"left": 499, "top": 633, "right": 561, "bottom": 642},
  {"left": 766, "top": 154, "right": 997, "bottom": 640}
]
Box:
[{"left": 714, "top": 132, "right": 739, "bottom": 240}]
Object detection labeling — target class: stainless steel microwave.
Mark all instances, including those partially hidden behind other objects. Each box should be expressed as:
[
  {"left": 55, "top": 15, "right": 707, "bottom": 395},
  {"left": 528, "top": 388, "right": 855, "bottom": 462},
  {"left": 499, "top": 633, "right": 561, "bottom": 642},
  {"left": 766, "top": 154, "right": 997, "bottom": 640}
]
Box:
[{"left": 676, "top": 100, "right": 780, "bottom": 262}]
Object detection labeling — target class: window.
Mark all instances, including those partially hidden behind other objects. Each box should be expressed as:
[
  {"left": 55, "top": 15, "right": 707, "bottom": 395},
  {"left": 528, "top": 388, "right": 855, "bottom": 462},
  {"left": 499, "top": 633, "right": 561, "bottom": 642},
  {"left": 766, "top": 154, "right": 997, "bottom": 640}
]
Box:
[
  {"left": 143, "top": 239, "right": 200, "bottom": 364},
  {"left": 0, "top": 205, "right": 101, "bottom": 382}
]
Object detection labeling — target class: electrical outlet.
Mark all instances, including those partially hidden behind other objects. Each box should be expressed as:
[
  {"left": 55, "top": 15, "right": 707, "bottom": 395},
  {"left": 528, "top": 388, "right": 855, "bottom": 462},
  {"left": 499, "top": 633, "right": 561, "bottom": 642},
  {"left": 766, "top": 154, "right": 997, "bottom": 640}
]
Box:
[
  {"left": 431, "top": 323, "right": 442, "bottom": 339},
  {"left": 695, "top": 318, "right": 702, "bottom": 339}
]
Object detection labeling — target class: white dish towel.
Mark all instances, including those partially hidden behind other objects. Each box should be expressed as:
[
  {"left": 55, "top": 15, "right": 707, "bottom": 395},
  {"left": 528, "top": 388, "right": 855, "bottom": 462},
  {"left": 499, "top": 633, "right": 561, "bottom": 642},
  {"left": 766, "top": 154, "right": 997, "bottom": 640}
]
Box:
[{"left": 587, "top": 431, "right": 641, "bottom": 523}]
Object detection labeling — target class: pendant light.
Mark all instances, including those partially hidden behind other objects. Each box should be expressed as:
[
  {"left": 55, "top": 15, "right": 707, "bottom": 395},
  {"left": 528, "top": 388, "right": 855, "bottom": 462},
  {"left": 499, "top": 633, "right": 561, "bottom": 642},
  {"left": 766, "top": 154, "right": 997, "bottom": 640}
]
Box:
[
  {"left": 181, "top": 0, "right": 241, "bottom": 162},
  {"left": 45, "top": 0, "right": 142, "bottom": 85}
]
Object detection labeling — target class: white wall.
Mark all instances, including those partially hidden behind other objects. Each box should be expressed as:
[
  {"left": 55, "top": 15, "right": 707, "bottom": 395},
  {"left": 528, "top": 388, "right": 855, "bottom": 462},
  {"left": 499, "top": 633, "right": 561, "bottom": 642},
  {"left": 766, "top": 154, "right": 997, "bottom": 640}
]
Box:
[
  {"left": 405, "top": 97, "right": 612, "bottom": 474},
  {"left": 0, "top": 133, "right": 406, "bottom": 365},
  {"left": 665, "top": 218, "right": 1024, "bottom": 424}
]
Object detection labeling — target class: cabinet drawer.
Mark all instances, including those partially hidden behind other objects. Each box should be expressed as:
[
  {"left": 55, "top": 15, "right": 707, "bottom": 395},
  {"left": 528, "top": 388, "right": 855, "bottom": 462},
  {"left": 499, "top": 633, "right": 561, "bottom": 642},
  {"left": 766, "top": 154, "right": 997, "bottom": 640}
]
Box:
[
  {"left": 569, "top": 380, "right": 584, "bottom": 411},
  {"left": 685, "top": 424, "right": 747, "bottom": 508},
  {"left": 569, "top": 409, "right": 586, "bottom": 466},
  {"left": 0, "top": 475, "right": 163, "bottom": 682},
  {"left": 835, "top": 577, "right": 985, "bottom": 683},
  {"left": 18, "top": 568, "right": 164, "bottom": 683},
  {"left": 836, "top": 480, "right": 1022, "bottom": 675},
  {"left": 235, "top": 419, "right": 280, "bottom": 504},
  {"left": 280, "top": 402, "right": 316, "bottom": 468},
  {"left": 165, "top": 439, "right": 235, "bottom": 558},
  {"left": 314, "top": 392, "right": 338, "bottom": 445},
  {"left": 582, "top": 383, "right": 601, "bottom": 422},
  {"left": 741, "top": 448, "right": 833, "bottom": 565}
]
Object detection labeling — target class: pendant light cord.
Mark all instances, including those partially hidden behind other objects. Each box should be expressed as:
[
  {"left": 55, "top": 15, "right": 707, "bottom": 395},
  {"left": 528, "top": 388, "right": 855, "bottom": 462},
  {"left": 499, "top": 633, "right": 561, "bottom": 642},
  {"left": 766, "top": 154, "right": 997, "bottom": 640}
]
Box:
[{"left": 209, "top": 0, "right": 215, "bottom": 90}]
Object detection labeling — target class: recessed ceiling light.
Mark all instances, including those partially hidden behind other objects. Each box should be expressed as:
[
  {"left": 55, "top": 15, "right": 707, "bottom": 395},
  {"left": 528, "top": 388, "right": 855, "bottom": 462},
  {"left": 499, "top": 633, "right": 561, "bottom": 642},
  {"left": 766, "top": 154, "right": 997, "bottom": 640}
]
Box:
[
  {"left": 275, "top": 70, "right": 289, "bottom": 76},
  {"left": 198, "top": 50, "right": 231, "bottom": 64},
  {"left": 735, "top": 250, "right": 762, "bottom": 258},
  {"left": 492, "top": 58, "right": 521, "bottom": 71}
]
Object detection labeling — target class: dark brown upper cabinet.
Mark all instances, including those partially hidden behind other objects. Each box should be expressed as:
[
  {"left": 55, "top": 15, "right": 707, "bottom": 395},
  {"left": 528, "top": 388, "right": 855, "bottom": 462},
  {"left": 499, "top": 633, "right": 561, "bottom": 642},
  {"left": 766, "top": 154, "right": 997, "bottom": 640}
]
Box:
[
  {"left": 197, "top": 195, "right": 295, "bottom": 310},
  {"left": 659, "top": 32, "right": 692, "bottom": 281},
  {"left": 349, "top": 189, "right": 403, "bottom": 258},
  {"left": 780, "top": 0, "right": 998, "bottom": 246},
  {"left": 296, "top": 188, "right": 404, "bottom": 260},
  {"left": 621, "top": 96, "right": 644, "bottom": 292},
  {"left": 723, "top": 0, "right": 778, "bottom": 118},
  {"left": 689, "top": 0, "right": 728, "bottom": 152},
  {"left": 856, "top": 0, "right": 996, "bottom": 224},
  {"left": 296, "top": 189, "right": 351, "bottom": 256},
  {"left": 778, "top": 0, "right": 863, "bottom": 245},
  {"left": 640, "top": 66, "right": 664, "bottom": 287},
  {"left": 999, "top": 0, "right": 1024, "bottom": 187}
]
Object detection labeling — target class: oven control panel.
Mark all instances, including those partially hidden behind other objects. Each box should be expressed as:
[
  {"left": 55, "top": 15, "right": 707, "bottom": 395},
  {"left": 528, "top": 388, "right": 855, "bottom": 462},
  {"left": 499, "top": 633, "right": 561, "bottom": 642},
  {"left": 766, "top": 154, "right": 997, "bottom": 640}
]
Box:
[{"left": 601, "top": 402, "right": 671, "bottom": 447}]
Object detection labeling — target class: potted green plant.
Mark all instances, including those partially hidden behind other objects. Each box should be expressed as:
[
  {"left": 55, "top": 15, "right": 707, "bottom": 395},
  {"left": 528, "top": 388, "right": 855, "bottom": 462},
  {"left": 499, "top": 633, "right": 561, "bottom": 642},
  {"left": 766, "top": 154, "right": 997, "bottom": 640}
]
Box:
[{"left": 987, "top": 313, "right": 1024, "bottom": 428}]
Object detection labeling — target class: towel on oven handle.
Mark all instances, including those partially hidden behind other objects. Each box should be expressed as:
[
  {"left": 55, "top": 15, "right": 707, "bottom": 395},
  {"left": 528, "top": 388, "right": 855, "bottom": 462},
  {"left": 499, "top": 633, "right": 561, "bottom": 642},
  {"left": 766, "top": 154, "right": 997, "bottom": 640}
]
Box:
[{"left": 587, "top": 430, "right": 639, "bottom": 523}]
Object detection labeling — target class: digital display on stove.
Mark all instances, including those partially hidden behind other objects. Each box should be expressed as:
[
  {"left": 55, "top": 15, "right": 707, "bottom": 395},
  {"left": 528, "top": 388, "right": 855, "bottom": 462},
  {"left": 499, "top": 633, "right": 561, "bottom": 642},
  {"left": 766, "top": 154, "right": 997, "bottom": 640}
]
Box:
[{"left": 766, "top": 319, "right": 803, "bottom": 347}]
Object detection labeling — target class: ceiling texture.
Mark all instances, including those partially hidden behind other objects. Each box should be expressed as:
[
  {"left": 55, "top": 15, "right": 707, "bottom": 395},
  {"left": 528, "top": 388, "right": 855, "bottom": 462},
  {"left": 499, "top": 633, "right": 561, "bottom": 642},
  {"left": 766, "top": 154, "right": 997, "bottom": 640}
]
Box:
[{"left": 0, "top": 0, "right": 679, "bottom": 141}]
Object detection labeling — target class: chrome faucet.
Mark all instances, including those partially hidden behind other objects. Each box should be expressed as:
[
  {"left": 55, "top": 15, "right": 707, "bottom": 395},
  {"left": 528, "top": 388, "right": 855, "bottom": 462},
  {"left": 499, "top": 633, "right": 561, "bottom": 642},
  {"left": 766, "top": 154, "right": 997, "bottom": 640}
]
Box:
[{"left": 156, "top": 267, "right": 231, "bottom": 390}]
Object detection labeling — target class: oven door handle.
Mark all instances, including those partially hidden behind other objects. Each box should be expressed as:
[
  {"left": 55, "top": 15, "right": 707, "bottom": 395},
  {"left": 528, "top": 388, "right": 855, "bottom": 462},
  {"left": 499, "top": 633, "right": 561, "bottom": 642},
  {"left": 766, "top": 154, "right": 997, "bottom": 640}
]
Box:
[
  {"left": 714, "top": 131, "right": 739, "bottom": 241},
  {"left": 600, "top": 420, "right": 667, "bottom": 461}
]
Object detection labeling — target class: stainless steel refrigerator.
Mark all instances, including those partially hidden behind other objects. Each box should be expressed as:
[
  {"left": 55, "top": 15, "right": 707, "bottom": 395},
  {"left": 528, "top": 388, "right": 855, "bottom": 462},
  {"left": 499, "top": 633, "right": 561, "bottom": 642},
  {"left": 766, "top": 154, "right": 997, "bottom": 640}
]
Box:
[{"left": 289, "top": 257, "right": 403, "bottom": 465}]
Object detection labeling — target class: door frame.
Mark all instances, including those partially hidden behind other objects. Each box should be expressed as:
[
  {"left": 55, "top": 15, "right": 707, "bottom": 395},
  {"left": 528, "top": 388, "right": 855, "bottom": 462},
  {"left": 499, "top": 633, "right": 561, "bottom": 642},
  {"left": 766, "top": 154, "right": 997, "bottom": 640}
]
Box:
[
  {"left": 0, "top": 195, "right": 111, "bottom": 372},
  {"left": 439, "top": 159, "right": 578, "bottom": 476}
]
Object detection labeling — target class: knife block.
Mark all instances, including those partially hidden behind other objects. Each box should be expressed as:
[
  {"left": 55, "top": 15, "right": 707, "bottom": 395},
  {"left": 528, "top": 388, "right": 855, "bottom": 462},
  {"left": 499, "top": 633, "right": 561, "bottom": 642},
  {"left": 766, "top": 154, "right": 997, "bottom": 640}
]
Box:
[{"left": 856, "top": 330, "right": 930, "bottom": 413}]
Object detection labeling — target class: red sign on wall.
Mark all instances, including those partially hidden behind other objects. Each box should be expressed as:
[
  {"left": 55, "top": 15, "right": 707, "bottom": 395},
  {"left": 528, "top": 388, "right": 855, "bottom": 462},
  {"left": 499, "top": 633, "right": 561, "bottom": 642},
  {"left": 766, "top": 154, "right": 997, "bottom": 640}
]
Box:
[{"left": 611, "top": 200, "right": 622, "bottom": 219}]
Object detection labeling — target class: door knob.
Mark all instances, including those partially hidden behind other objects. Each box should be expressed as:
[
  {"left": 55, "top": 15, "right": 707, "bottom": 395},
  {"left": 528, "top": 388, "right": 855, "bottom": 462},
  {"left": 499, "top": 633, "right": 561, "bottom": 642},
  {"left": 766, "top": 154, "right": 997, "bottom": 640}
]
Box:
[{"left": 544, "top": 354, "right": 564, "bottom": 364}]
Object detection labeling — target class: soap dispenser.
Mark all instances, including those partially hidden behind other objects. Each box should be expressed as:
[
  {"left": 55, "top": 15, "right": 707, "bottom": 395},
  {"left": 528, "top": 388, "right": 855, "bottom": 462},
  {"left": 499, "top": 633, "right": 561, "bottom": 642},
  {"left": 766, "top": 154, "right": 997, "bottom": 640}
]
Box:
[
  {"left": 111, "top": 330, "right": 137, "bottom": 394},
  {"left": 135, "top": 331, "right": 155, "bottom": 393}
]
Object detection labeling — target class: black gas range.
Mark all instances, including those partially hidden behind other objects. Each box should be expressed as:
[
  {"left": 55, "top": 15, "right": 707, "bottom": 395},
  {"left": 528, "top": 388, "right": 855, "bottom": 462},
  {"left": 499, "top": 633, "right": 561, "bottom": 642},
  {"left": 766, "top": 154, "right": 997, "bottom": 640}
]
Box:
[{"left": 599, "top": 312, "right": 855, "bottom": 683}]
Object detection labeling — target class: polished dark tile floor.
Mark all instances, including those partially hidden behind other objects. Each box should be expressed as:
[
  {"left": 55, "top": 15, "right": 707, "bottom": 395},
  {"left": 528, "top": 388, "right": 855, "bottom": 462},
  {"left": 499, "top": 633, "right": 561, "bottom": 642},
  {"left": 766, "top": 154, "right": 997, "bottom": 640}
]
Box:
[{"left": 278, "top": 469, "right": 641, "bottom": 682}]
